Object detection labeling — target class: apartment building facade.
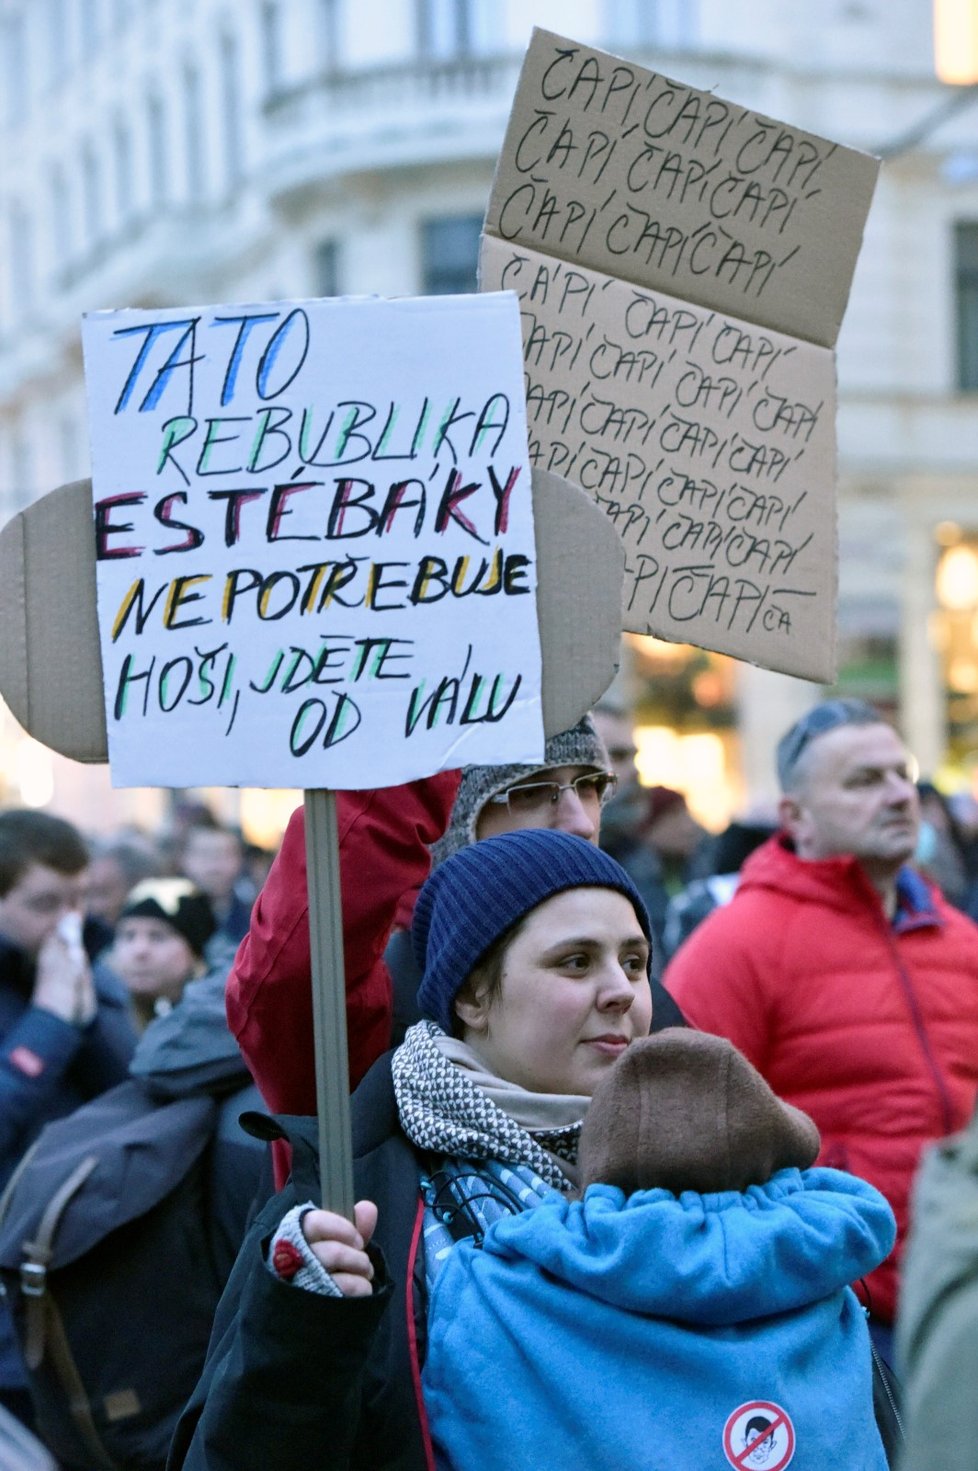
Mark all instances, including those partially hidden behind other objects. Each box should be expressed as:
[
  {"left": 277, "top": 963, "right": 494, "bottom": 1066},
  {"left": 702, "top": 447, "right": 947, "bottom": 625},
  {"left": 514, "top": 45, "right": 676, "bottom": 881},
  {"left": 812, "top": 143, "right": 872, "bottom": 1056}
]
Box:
[{"left": 0, "top": 0, "right": 974, "bottom": 831}]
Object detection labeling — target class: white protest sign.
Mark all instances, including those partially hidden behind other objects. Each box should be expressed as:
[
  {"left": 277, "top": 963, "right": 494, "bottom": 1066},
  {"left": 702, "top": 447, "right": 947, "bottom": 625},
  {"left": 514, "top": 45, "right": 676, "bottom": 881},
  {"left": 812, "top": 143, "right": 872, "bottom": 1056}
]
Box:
[
  {"left": 481, "top": 30, "right": 881, "bottom": 681},
  {"left": 82, "top": 293, "right": 545, "bottom": 788}
]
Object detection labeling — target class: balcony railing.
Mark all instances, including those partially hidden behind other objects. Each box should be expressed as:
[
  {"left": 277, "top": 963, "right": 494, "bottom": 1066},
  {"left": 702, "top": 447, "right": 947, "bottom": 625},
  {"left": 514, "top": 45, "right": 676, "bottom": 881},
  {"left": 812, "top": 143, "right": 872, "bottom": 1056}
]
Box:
[{"left": 262, "top": 50, "right": 522, "bottom": 124}]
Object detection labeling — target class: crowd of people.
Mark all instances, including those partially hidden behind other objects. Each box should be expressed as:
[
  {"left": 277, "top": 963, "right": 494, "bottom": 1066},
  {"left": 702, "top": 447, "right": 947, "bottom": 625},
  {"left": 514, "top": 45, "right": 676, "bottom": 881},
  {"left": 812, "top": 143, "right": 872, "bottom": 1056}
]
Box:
[{"left": 1, "top": 699, "right": 978, "bottom": 1468}]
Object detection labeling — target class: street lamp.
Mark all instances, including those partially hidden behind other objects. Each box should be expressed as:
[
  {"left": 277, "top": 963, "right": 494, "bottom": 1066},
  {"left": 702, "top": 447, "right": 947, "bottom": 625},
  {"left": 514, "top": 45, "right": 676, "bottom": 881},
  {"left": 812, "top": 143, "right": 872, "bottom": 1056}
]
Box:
[{"left": 935, "top": 0, "right": 978, "bottom": 85}]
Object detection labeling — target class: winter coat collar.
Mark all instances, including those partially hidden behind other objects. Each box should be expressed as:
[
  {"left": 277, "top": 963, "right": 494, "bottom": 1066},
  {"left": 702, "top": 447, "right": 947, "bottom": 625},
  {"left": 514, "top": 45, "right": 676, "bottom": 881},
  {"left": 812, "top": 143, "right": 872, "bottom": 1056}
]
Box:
[{"left": 740, "top": 835, "right": 942, "bottom": 932}]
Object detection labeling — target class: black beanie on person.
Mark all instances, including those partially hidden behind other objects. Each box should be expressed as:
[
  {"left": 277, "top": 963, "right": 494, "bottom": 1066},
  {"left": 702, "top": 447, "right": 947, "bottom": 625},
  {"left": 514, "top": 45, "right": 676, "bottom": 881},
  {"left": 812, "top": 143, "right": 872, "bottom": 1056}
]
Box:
[
  {"left": 413, "top": 828, "right": 652, "bottom": 1035},
  {"left": 578, "top": 1029, "right": 820, "bottom": 1196},
  {"left": 118, "top": 878, "right": 217, "bottom": 959}
]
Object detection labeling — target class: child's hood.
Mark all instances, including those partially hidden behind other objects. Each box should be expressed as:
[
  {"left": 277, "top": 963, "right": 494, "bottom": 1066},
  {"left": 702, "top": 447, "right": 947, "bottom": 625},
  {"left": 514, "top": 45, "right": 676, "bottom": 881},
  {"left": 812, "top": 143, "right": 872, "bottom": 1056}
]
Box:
[{"left": 475, "top": 1167, "right": 895, "bottom": 1325}]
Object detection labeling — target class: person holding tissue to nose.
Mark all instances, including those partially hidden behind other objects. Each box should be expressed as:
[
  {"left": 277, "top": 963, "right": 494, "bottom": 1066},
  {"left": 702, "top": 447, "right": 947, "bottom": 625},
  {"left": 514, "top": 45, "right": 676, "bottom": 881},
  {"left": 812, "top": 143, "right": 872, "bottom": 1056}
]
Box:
[{"left": 0, "top": 809, "right": 137, "bottom": 1434}]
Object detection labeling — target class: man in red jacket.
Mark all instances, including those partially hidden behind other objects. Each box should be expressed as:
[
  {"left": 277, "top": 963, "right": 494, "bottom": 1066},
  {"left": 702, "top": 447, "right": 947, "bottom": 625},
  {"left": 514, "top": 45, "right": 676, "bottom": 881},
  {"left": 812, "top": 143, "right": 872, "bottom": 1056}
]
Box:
[{"left": 664, "top": 698, "right": 978, "bottom": 1364}]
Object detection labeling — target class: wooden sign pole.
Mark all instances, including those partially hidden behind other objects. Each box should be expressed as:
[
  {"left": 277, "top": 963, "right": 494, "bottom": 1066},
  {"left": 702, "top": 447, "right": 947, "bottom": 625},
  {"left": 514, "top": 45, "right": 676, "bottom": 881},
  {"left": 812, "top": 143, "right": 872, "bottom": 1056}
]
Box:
[{"left": 303, "top": 788, "right": 354, "bottom": 1219}]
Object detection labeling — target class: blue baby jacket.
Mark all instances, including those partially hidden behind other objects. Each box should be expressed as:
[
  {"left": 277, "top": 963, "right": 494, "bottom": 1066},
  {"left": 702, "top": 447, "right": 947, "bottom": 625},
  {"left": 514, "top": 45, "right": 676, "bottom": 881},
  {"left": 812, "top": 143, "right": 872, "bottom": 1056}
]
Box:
[{"left": 423, "top": 1166, "right": 895, "bottom": 1471}]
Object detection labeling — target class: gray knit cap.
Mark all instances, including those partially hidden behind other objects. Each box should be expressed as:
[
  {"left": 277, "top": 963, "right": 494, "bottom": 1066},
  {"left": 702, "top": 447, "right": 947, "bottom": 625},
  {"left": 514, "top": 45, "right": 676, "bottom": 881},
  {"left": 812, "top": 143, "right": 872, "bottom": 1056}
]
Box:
[{"left": 430, "top": 715, "right": 610, "bottom": 865}]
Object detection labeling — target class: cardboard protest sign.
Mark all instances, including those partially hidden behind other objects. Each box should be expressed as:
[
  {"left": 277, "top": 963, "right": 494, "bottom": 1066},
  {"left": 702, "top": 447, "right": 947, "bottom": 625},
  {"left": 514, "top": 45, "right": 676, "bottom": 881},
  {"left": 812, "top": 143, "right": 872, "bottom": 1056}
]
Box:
[
  {"left": 81, "top": 293, "right": 546, "bottom": 788},
  {"left": 481, "top": 29, "right": 881, "bottom": 681},
  {"left": 0, "top": 469, "right": 624, "bottom": 764}
]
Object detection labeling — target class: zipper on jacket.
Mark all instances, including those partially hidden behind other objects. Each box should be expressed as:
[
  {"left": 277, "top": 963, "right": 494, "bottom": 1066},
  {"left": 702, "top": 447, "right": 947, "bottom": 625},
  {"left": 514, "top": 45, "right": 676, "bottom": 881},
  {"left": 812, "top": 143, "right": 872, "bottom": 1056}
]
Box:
[
  {"left": 870, "top": 1337, "right": 905, "bottom": 1442},
  {"left": 405, "top": 1193, "right": 436, "bottom": 1471},
  {"left": 882, "top": 925, "right": 955, "bottom": 1136}
]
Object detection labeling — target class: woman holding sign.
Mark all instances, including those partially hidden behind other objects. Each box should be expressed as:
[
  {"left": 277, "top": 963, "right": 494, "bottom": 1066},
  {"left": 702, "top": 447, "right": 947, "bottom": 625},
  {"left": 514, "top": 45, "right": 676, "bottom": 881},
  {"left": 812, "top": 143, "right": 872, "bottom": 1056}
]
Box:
[{"left": 171, "top": 828, "right": 653, "bottom": 1470}]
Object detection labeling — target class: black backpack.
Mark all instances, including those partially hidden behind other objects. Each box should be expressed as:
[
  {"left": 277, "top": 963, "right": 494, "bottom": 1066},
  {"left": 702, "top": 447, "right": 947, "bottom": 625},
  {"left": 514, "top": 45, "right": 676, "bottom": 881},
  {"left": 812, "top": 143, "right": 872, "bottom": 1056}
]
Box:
[{"left": 0, "top": 1078, "right": 259, "bottom": 1471}]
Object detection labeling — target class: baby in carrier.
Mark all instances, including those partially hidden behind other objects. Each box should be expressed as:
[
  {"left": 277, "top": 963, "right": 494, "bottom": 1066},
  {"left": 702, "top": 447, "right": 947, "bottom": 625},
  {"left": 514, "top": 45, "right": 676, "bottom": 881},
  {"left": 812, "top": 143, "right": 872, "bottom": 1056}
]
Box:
[{"left": 423, "top": 1029, "right": 895, "bottom": 1471}]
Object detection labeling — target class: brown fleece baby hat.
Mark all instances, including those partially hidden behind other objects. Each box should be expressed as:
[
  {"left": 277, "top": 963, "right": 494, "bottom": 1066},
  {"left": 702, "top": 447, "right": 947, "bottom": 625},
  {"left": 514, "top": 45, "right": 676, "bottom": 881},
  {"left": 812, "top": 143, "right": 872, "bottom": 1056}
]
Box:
[{"left": 579, "top": 1029, "right": 820, "bottom": 1195}]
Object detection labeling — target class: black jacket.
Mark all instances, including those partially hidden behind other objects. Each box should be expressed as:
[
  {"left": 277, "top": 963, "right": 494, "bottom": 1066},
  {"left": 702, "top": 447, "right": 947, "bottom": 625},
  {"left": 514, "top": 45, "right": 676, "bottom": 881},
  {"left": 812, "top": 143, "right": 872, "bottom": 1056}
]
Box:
[
  {"left": 0, "top": 934, "right": 136, "bottom": 1391},
  {"left": 169, "top": 1054, "right": 434, "bottom": 1471}
]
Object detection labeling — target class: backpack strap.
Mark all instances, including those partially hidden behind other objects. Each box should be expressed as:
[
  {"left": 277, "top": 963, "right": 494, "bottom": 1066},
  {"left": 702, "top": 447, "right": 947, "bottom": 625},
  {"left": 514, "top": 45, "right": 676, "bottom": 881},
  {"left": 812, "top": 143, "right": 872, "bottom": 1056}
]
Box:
[
  {"left": 420, "top": 1157, "right": 537, "bottom": 1245},
  {"left": 18, "top": 1153, "right": 119, "bottom": 1471},
  {"left": 21, "top": 1155, "right": 99, "bottom": 1370},
  {"left": 32, "top": 1293, "right": 119, "bottom": 1471}
]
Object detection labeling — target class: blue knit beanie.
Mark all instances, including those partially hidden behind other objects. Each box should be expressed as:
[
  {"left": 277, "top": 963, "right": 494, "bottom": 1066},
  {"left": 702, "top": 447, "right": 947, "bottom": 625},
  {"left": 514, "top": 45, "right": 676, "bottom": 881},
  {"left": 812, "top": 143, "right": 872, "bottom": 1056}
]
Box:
[{"left": 413, "top": 829, "right": 652, "bottom": 1034}]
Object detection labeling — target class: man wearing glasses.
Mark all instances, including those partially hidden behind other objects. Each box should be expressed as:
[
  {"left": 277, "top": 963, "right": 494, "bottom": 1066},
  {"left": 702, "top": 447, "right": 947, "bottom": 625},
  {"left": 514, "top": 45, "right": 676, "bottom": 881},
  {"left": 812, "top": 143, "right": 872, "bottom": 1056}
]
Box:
[
  {"left": 664, "top": 698, "right": 978, "bottom": 1367},
  {"left": 430, "top": 717, "right": 615, "bottom": 859}
]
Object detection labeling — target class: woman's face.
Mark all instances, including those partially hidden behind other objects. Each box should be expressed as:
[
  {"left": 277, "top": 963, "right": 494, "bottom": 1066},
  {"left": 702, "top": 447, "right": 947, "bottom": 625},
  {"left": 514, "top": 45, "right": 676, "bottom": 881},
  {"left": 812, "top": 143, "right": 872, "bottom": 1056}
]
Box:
[{"left": 456, "top": 888, "right": 652, "bottom": 1095}]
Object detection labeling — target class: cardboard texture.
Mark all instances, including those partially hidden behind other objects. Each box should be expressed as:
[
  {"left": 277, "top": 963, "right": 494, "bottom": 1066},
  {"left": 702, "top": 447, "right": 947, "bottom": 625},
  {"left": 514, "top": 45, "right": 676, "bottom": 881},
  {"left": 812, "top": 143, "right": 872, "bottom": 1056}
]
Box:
[
  {"left": 0, "top": 480, "right": 107, "bottom": 763},
  {"left": 82, "top": 292, "right": 546, "bottom": 790},
  {"left": 482, "top": 236, "right": 837, "bottom": 681},
  {"left": 481, "top": 28, "right": 881, "bottom": 681},
  {"left": 0, "top": 470, "right": 624, "bottom": 765}
]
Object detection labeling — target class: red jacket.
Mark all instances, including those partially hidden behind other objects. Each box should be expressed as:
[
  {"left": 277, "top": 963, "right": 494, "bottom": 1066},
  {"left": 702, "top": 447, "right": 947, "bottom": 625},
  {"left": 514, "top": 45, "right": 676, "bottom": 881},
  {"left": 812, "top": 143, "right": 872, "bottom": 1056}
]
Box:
[
  {"left": 227, "top": 775, "right": 459, "bottom": 1130},
  {"left": 663, "top": 834, "right": 978, "bottom": 1324}
]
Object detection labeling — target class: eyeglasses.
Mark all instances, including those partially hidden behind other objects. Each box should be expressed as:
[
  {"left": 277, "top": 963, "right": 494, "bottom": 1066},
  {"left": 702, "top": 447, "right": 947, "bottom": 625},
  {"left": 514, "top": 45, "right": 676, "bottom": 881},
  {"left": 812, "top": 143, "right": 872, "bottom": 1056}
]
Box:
[{"left": 487, "top": 771, "right": 618, "bottom": 815}]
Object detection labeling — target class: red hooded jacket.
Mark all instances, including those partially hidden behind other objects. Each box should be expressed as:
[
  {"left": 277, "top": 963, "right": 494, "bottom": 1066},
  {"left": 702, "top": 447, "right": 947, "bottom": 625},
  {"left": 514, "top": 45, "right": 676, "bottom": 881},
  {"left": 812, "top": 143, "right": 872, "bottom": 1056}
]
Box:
[
  {"left": 227, "top": 775, "right": 459, "bottom": 1138},
  {"left": 663, "top": 833, "right": 978, "bottom": 1324}
]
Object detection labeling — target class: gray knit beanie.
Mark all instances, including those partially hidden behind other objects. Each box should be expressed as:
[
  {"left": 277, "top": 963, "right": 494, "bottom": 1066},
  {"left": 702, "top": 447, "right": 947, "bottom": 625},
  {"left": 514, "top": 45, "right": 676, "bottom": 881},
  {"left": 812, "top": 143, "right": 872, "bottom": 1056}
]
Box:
[
  {"left": 430, "top": 715, "right": 610, "bottom": 866},
  {"left": 579, "top": 1030, "right": 820, "bottom": 1195}
]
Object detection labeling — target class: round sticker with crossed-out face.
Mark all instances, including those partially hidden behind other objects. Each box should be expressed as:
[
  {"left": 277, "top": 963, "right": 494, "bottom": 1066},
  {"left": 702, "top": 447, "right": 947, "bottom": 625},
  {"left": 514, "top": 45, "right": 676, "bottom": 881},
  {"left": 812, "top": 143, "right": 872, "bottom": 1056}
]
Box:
[{"left": 722, "top": 1401, "right": 795, "bottom": 1470}]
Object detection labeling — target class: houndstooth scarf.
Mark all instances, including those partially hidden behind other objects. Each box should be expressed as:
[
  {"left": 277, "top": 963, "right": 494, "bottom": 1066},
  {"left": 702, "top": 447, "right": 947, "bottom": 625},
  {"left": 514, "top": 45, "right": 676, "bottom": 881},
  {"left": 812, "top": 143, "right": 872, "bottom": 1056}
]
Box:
[{"left": 392, "top": 1021, "right": 585, "bottom": 1190}]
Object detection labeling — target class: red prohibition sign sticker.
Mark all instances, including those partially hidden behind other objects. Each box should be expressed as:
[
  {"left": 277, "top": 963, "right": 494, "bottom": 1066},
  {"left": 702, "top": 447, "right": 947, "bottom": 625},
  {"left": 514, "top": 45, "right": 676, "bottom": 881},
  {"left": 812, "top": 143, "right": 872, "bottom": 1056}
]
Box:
[{"left": 722, "top": 1401, "right": 796, "bottom": 1470}]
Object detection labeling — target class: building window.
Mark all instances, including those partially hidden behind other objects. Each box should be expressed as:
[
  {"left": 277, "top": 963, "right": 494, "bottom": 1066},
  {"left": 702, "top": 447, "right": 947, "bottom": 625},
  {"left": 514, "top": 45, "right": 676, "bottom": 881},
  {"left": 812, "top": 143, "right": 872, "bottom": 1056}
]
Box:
[
  {"left": 113, "top": 115, "right": 133, "bottom": 223},
  {"left": 46, "top": 0, "right": 69, "bottom": 86},
  {"left": 80, "top": 0, "right": 100, "bottom": 55},
  {"left": 49, "top": 162, "right": 72, "bottom": 262},
  {"left": 825, "top": 599, "right": 900, "bottom": 717},
  {"left": 220, "top": 30, "right": 244, "bottom": 186},
  {"left": 934, "top": 529, "right": 978, "bottom": 774},
  {"left": 11, "top": 431, "right": 34, "bottom": 512},
  {"left": 605, "top": 0, "right": 697, "bottom": 47},
  {"left": 183, "top": 61, "right": 205, "bottom": 197},
  {"left": 627, "top": 634, "right": 740, "bottom": 832},
  {"left": 416, "top": 0, "right": 500, "bottom": 58},
  {"left": 318, "top": 0, "right": 340, "bottom": 70},
  {"left": 260, "top": 1, "right": 283, "bottom": 95},
  {"left": 82, "top": 140, "right": 103, "bottom": 249},
  {"left": 60, "top": 411, "right": 81, "bottom": 480},
  {"left": 955, "top": 222, "right": 978, "bottom": 390},
  {"left": 314, "top": 240, "right": 340, "bottom": 297},
  {"left": 421, "top": 214, "right": 482, "bottom": 294},
  {"left": 9, "top": 202, "right": 35, "bottom": 310},
  {"left": 147, "top": 92, "right": 168, "bottom": 204},
  {"left": 3, "top": 11, "right": 28, "bottom": 123}
]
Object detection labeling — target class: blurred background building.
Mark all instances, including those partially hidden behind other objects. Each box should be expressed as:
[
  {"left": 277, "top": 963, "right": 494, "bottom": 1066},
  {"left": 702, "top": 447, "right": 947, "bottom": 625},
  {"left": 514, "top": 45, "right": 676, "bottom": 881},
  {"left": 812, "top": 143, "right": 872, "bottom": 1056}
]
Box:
[{"left": 0, "top": 0, "right": 976, "bottom": 842}]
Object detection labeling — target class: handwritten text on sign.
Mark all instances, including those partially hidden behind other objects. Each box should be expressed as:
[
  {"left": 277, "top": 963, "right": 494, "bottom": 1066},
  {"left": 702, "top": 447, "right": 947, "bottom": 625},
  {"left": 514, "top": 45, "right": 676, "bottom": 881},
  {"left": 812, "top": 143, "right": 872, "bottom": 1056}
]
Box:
[
  {"left": 481, "top": 30, "right": 878, "bottom": 678},
  {"left": 482, "top": 238, "right": 836, "bottom": 679},
  {"left": 82, "top": 294, "right": 544, "bottom": 789},
  {"left": 485, "top": 29, "right": 879, "bottom": 349}
]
